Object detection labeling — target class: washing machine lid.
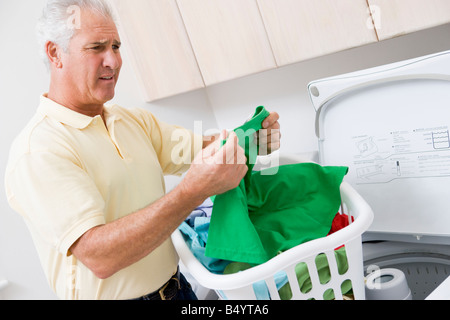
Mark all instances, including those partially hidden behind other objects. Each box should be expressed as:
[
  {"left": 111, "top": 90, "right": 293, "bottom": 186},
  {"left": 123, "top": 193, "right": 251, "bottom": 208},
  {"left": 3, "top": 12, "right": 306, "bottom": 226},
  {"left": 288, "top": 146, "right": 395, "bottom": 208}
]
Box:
[{"left": 309, "top": 50, "right": 450, "bottom": 243}]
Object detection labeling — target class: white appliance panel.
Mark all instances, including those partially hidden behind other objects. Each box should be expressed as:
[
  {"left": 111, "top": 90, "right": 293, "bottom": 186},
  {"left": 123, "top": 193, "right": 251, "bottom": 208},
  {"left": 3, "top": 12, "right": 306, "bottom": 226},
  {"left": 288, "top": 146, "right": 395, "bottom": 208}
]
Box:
[{"left": 310, "top": 51, "right": 450, "bottom": 239}]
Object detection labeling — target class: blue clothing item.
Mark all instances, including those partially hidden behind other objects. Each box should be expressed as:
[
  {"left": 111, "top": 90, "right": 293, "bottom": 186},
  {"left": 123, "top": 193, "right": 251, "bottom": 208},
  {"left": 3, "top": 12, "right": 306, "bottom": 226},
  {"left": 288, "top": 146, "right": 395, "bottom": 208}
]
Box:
[
  {"left": 252, "top": 271, "right": 289, "bottom": 300},
  {"left": 179, "top": 217, "right": 230, "bottom": 274},
  {"left": 184, "top": 197, "right": 213, "bottom": 226}
]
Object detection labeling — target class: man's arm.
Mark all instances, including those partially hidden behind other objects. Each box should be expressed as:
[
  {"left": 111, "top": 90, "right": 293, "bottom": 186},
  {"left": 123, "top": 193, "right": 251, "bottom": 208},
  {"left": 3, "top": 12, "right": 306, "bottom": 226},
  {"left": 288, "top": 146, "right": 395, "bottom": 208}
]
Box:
[{"left": 70, "top": 131, "right": 247, "bottom": 279}]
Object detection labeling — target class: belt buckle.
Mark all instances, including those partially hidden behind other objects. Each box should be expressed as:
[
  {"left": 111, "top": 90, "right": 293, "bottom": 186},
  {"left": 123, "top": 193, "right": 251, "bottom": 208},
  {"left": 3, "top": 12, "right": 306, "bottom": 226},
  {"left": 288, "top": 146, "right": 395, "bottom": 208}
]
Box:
[
  {"left": 158, "top": 281, "right": 170, "bottom": 300},
  {"left": 158, "top": 274, "right": 181, "bottom": 300}
]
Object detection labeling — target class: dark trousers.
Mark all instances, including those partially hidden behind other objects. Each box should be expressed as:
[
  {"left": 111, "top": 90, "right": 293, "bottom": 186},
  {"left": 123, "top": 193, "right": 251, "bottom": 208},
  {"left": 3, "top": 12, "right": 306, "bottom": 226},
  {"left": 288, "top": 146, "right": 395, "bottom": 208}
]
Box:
[{"left": 132, "top": 272, "right": 198, "bottom": 301}]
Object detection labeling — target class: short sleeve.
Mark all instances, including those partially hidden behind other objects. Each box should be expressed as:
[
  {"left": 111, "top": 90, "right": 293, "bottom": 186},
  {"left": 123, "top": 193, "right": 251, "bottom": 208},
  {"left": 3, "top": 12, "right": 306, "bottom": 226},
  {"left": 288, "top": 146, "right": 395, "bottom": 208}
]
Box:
[{"left": 5, "top": 151, "right": 106, "bottom": 255}]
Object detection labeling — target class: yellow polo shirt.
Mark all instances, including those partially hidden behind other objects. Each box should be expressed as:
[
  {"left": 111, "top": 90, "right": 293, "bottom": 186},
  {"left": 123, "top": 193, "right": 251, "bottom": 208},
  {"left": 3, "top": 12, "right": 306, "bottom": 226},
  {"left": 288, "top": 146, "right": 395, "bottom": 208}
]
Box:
[{"left": 5, "top": 95, "right": 202, "bottom": 300}]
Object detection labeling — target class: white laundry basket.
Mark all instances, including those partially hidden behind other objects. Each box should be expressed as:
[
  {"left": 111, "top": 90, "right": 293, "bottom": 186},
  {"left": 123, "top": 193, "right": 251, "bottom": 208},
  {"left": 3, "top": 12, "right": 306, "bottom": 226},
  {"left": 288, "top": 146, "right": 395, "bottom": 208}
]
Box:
[{"left": 172, "top": 156, "right": 374, "bottom": 300}]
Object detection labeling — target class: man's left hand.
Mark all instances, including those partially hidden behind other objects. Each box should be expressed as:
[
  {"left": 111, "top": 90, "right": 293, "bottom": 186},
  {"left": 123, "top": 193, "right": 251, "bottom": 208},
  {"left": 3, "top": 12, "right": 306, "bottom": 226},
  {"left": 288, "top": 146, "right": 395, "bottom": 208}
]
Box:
[{"left": 258, "top": 112, "right": 281, "bottom": 155}]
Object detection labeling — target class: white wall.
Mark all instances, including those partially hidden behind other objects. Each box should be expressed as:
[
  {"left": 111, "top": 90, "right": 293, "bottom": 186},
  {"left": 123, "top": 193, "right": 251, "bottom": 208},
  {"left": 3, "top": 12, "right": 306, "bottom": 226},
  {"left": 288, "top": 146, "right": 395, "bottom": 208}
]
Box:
[{"left": 1, "top": 0, "right": 449, "bottom": 299}]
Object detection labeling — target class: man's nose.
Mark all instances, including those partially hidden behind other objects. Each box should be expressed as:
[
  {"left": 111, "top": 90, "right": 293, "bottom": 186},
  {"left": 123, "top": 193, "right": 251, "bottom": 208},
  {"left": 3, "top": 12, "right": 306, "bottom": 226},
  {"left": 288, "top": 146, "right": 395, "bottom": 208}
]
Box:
[{"left": 103, "top": 49, "right": 121, "bottom": 70}]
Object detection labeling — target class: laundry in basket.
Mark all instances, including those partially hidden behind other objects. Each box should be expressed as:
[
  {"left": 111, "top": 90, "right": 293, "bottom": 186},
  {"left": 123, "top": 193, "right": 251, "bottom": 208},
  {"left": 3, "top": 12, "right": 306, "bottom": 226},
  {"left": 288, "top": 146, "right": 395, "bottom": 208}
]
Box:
[
  {"left": 179, "top": 203, "right": 353, "bottom": 299},
  {"left": 204, "top": 106, "right": 348, "bottom": 265},
  {"left": 176, "top": 106, "right": 373, "bottom": 300}
]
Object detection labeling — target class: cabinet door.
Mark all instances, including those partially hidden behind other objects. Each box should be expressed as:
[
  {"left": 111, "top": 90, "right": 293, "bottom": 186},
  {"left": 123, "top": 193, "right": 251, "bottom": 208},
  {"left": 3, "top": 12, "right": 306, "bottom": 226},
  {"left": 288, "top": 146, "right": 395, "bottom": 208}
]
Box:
[
  {"left": 177, "top": 0, "right": 277, "bottom": 86},
  {"left": 368, "top": 0, "right": 450, "bottom": 41},
  {"left": 110, "top": 0, "right": 204, "bottom": 102},
  {"left": 257, "top": 0, "right": 378, "bottom": 67}
]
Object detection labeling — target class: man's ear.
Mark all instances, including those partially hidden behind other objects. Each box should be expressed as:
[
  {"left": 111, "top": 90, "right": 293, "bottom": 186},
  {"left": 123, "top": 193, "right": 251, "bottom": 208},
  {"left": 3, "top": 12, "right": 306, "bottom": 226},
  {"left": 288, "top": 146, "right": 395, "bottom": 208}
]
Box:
[{"left": 45, "top": 41, "right": 63, "bottom": 69}]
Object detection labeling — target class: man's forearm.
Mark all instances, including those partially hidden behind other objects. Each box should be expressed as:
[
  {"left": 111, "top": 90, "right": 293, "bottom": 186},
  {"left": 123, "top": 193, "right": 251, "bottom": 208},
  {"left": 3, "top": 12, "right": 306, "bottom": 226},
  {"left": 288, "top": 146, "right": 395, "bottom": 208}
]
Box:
[
  {"left": 70, "top": 131, "right": 248, "bottom": 280},
  {"left": 70, "top": 181, "right": 205, "bottom": 279}
]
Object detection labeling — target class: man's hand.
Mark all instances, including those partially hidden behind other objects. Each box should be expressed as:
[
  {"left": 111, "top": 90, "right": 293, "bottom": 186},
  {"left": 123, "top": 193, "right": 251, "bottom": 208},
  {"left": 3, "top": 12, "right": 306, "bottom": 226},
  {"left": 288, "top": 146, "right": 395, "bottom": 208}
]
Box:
[
  {"left": 182, "top": 130, "right": 248, "bottom": 200},
  {"left": 258, "top": 112, "right": 281, "bottom": 155}
]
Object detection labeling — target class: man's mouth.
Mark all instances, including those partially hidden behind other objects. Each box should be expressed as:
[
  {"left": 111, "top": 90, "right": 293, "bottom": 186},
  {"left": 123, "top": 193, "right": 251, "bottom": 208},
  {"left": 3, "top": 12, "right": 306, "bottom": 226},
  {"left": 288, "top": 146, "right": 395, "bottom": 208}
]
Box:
[{"left": 99, "top": 75, "right": 114, "bottom": 81}]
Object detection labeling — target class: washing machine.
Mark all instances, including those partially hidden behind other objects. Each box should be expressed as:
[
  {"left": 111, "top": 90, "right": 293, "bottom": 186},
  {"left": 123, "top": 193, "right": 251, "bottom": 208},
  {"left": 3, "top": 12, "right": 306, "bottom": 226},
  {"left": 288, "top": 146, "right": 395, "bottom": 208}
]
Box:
[{"left": 308, "top": 50, "right": 450, "bottom": 300}]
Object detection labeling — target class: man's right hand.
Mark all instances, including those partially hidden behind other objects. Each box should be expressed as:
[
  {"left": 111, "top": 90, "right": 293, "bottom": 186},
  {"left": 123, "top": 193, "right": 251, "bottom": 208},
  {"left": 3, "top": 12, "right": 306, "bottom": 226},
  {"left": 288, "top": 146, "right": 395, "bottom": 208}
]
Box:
[{"left": 180, "top": 130, "right": 248, "bottom": 201}]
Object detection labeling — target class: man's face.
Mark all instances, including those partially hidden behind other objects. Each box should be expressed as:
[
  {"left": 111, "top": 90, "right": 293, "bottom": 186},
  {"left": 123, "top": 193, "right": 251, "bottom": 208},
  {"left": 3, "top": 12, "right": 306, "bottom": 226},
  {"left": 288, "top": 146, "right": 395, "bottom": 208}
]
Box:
[{"left": 60, "top": 10, "right": 122, "bottom": 106}]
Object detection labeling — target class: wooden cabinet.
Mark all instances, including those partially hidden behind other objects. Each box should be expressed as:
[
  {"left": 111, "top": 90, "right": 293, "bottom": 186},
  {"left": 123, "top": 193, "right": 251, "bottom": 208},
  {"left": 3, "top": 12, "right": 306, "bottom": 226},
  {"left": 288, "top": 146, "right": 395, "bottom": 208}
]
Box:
[
  {"left": 257, "top": 0, "right": 378, "bottom": 67},
  {"left": 110, "top": 0, "right": 450, "bottom": 102},
  {"left": 110, "top": 0, "right": 204, "bottom": 102},
  {"left": 176, "top": 0, "right": 277, "bottom": 86},
  {"left": 367, "top": 0, "right": 450, "bottom": 41}
]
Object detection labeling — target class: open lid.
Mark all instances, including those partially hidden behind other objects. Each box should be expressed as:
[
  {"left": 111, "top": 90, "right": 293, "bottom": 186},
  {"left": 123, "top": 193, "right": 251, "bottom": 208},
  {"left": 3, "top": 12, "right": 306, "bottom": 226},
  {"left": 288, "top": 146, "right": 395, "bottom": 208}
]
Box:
[{"left": 309, "top": 50, "right": 450, "bottom": 243}]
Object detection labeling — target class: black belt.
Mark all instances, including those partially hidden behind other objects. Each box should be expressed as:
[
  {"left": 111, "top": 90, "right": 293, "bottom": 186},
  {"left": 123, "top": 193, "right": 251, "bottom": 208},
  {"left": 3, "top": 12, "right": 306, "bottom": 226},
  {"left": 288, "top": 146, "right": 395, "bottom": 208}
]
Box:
[{"left": 135, "top": 268, "right": 181, "bottom": 301}]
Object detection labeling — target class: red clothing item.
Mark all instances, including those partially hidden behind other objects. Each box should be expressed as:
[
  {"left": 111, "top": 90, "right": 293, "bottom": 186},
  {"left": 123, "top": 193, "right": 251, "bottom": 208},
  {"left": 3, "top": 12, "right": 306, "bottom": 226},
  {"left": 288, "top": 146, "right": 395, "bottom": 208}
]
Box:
[
  {"left": 328, "top": 213, "right": 353, "bottom": 250},
  {"left": 328, "top": 213, "right": 352, "bottom": 235}
]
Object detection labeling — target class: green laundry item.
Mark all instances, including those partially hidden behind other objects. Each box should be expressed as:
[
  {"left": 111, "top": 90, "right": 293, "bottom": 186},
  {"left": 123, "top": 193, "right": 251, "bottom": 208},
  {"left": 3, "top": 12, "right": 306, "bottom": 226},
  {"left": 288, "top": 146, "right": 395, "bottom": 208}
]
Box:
[
  {"left": 205, "top": 106, "right": 348, "bottom": 265},
  {"left": 221, "top": 105, "right": 271, "bottom": 186}
]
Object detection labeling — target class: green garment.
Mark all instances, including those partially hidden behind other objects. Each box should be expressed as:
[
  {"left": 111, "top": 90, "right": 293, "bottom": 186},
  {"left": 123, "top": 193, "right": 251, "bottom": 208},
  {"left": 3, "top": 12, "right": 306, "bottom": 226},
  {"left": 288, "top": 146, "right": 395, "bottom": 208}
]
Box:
[{"left": 205, "top": 106, "right": 348, "bottom": 265}]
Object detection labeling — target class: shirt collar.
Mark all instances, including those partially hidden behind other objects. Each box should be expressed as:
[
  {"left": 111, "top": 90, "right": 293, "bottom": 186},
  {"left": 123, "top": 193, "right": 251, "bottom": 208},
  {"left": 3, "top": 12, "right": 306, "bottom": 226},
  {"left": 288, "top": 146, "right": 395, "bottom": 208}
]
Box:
[{"left": 38, "top": 94, "right": 109, "bottom": 129}]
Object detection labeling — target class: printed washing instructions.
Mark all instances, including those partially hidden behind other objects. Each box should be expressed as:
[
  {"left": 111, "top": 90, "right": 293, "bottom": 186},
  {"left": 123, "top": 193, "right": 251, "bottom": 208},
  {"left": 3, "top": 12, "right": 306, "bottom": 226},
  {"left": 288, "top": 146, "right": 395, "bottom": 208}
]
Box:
[{"left": 352, "top": 125, "right": 450, "bottom": 184}]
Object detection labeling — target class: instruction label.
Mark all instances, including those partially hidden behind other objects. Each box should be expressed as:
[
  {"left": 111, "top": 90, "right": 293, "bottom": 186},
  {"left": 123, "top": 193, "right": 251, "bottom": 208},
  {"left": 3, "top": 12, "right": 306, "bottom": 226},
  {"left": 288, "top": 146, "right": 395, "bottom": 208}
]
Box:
[{"left": 352, "top": 125, "right": 450, "bottom": 184}]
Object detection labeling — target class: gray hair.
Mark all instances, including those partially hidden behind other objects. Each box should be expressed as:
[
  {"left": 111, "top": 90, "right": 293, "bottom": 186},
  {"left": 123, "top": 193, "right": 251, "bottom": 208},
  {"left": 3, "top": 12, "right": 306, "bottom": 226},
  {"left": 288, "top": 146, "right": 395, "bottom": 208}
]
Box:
[{"left": 36, "top": 0, "right": 117, "bottom": 68}]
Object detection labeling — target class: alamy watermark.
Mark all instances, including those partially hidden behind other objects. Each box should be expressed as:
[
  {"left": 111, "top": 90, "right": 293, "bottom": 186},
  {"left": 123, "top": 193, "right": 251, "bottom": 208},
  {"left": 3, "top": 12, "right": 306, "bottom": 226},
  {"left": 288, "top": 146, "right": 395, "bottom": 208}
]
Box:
[
  {"left": 367, "top": 5, "right": 382, "bottom": 30},
  {"left": 170, "top": 121, "right": 280, "bottom": 175},
  {"left": 67, "top": 5, "right": 81, "bottom": 30},
  {"left": 66, "top": 265, "right": 81, "bottom": 292},
  {"left": 365, "top": 264, "right": 383, "bottom": 290}
]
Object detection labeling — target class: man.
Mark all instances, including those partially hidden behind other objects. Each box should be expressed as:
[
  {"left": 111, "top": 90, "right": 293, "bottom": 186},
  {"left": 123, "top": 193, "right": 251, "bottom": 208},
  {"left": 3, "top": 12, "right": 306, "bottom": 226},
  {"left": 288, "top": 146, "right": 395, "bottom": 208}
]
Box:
[{"left": 5, "top": 0, "right": 280, "bottom": 300}]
